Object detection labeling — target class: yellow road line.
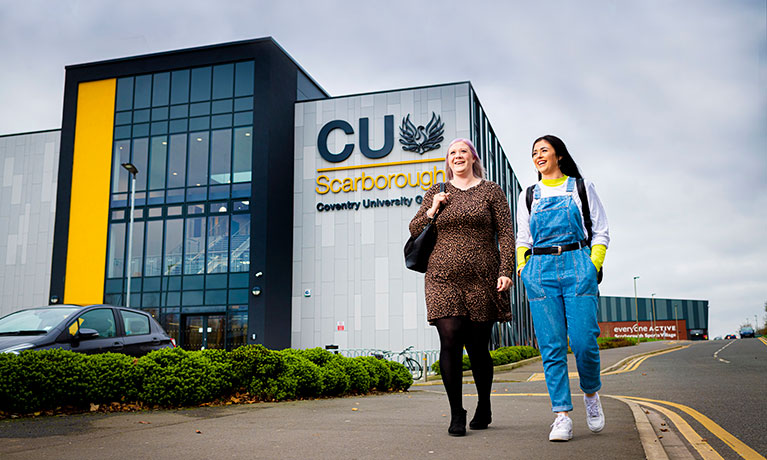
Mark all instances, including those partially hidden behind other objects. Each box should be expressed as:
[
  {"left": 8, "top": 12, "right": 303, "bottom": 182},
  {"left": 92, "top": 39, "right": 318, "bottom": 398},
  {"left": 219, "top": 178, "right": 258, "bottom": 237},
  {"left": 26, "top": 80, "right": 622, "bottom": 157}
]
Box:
[
  {"left": 757, "top": 337, "right": 767, "bottom": 347},
  {"left": 620, "top": 398, "right": 723, "bottom": 460},
  {"left": 316, "top": 157, "right": 443, "bottom": 172},
  {"left": 621, "top": 396, "right": 766, "bottom": 460},
  {"left": 602, "top": 345, "right": 690, "bottom": 376}
]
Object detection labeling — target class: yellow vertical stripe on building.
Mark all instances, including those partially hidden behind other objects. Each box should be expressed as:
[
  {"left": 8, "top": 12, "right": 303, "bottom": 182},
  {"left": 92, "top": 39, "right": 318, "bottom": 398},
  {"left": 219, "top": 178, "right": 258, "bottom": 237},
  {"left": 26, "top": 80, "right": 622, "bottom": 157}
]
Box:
[{"left": 64, "top": 79, "right": 116, "bottom": 305}]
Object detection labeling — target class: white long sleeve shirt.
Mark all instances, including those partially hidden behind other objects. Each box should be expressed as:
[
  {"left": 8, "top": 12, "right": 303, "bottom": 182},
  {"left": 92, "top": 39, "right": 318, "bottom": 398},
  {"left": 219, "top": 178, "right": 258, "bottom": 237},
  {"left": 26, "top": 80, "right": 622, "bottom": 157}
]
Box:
[{"left": 516, "top": 178, "right": 610, "bottom": 250}]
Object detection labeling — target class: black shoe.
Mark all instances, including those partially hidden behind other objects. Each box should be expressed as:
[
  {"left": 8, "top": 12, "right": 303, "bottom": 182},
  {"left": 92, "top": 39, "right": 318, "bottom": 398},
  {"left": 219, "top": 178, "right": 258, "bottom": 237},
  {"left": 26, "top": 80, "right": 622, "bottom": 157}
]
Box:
[
  {"left": 469, "top": 404, "right": 492, "bottom": 430},
  {"left": 448, "top": 409, "right": 467, "bottom": 436}
]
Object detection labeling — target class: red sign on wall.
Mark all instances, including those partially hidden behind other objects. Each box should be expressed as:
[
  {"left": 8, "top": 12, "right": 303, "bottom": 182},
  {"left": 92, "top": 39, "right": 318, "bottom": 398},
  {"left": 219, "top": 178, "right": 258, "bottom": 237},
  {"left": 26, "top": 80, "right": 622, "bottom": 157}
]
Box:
[{"left": 598, "top": 320, "right": 687, "bottom": 340}]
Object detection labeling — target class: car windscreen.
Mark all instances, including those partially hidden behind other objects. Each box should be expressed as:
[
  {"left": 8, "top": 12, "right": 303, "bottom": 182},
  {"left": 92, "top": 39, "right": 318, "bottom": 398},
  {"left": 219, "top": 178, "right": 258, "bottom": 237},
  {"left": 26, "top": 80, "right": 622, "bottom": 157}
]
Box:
[{"left": 0, "top": 308, "right": 80, "bottom": 334}]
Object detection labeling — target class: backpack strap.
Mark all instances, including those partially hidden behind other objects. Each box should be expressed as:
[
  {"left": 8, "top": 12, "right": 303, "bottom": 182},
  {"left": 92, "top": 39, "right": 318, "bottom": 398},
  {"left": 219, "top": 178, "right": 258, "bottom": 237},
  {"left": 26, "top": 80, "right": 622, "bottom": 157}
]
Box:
[
  {"left": 576, "top": 177, "right": 593, "bottom": 245},
  {"left": 525, "top": 184, "right": 535, "bottom": 214}
]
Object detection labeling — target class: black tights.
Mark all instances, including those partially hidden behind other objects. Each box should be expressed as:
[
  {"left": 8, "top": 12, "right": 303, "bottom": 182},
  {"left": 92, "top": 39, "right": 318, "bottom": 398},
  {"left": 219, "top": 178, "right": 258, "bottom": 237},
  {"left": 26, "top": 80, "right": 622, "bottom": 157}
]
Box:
[{"left": 434, "top": 317, "right": 494, "bottom": 415}]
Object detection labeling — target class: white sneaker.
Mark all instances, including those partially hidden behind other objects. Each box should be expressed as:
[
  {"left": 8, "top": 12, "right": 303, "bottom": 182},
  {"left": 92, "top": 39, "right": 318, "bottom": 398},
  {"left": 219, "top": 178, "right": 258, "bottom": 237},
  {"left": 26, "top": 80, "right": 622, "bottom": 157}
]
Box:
[
  {"left": 584, "top": 394, "right": 605, "bottom": 432},
  {"left": 549, "top": 413, "right": 573, "bottom": 441}
]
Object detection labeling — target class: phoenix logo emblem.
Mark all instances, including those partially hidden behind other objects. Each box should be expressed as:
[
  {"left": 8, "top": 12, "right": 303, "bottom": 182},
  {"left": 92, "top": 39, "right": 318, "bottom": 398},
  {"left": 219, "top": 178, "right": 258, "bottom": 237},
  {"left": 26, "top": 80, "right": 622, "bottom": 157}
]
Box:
[{"left": 399, "top": 112, "right": 444, "bottom": 154}]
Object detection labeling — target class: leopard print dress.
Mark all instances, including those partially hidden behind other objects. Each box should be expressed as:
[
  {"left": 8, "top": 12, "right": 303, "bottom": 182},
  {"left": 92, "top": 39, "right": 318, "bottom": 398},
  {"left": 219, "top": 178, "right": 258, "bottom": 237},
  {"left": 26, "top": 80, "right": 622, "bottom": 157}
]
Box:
[{"left": 409, "top": 180, "right": 514, "bottom": 323}]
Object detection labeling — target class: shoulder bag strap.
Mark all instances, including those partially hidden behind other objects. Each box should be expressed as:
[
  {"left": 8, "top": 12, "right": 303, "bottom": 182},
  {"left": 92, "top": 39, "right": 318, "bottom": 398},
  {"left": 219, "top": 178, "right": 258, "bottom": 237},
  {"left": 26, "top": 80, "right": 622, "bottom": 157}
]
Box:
[{"left": 575, "top": 177, "right": 593, "bottom": 245}]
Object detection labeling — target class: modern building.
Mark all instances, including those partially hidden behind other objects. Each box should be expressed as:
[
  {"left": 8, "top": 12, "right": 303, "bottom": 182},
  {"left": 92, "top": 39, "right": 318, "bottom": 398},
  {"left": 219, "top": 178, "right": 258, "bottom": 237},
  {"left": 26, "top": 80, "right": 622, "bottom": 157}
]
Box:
[
  {"left": 597, "top": 295, "right": 709, "bottom": 340},
  {"left": 0, "top": 38, "right": 533, "bottom": 352}
]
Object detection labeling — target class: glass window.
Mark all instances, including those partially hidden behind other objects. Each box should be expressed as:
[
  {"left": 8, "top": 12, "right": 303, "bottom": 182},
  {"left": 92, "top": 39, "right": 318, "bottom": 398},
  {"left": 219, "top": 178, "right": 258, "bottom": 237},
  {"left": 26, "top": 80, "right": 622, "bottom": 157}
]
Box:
[
  {"left": 111, "top": 193, "right": 128, "bottom": 208},
  {"left": 169, "top": 119, "right": 188, "bottom": 134},
  {"left": 170, "top": 69, "right": 190, "bottom": 104},
  {"left": 133, "top": 109, "right": 150, "bottom": 123},
  {"left": 151, "top": 121, "right": 168, "bottom": 136},
  {"left": 152, "top": 107, "right": 169, "bottom": 121},
  {"left": 207, "top": 215, "right": 229, "bottom": 273},
  {"left": 205, "top": 290, "right": 227, "bottom": 305},
  {"left": 167, "top": 134, "right": 186, "bottom": 188},
  {"left": 231, "top": 183, "right": 250, "bottom": 198},
  {"left": 148, "top": 136, "right": 167, "bottom": 190},
  {"left": 115, "top": 111, "right": 132, "bottom": 125},
  {"left": 166, "top": 188, "right": 184, "bottom": 204},
  {"left": 170, "top": 104, "right": 189, "bottom": 119},
  {"left": 186, "top": 186, "right": 207, "bottom": 202},
  {"left": 233, "top": 96, "right": 253, "bottom": 112},
  {"left": 114, "top": 125, "right": 131, "bottom": 140},
  {"left": 230, "top": 214, "right": 249, "bottom": 272},
  {"left": 145, "top": 220, "right": 163, "bottom": 277},
  {"left": 152, "top": 72, "right": 170, "bottom": 107},
  {"left": 147, "top": 190, "right": 164, "bottom": 205},
  {"left": 107, "top": 222, "right": 126, "bottom": 278},
  {"left": 187, "top": 132, "right": 209, "bottom": 187},
  {"left": 184, "top": 217, "right": 206, "bottom": 274},
  {"left": 183, "top": 291, "right": 203, "bottom": 306},
  {"left": 228, "top": 309, "right": 248, "bottom": 349},
  {"left": 74, "top": 309, "right": 117, "bottom": 338},
  {"left": 133, "top": 123, "right": 149, "bottom": 138},
  {"left": 212, "top": 99, "right": 233, "bottom": 114},
  {"left": 116, "top": 77, "right": 134, "bottom": 111},
  {"left": 211, "top": 114, "right": 232, "bottom": 129},
  {"left": 232, "top": 127, "right": 252, "bottom": 183},
  {"left": 132, "top": 138, "right": 149, "bottom": 190},
  {"left": 233, "top": 112, "right": 253, "bottom": 127},
  {"left": 206, "top": 274, "right": 227, "bottom": 289},
  {"left": 164, "top": 219, "right": 183, "bottom": 275},
  {"left": 210, "top": 202, "right": 228, "bottom": 213},
  {"left": 190, "top": 67, "right": 212, "bottom": 102},
  {"left": 128, "top": 221, "right": 144, "bottom": 278},
  {"left": 209, "top": 185, "right": 229, "bottom": 200},
  {"left": 189, "top": 116, "right": 210, "bottom": 131},
  {"left": 234, "top": 61, "right": 254, "bottom": 97},
  {"left": 121, "top": 310, "right": 150, "bottom": 336},
  {"left": 148, "top": 207, "right": 163, "bottom": 218},
  {"left": 190, "top": 102, "right": 210, "bottom": 117},
  {"left": 134, "top": 75, "right": 151, "bottom": 109},
  {"left": 167, "top": 206, "right": 182, "bottom": 216},
  {"left": 213, "top": 64, "right": 234, "bottom": 99},
  {"left": 187, "top": 204, "right": 205, "bottom": 215},
  {"left": 233, "top": 200, "right": 249, "bottom": 212},
  {"left": 111, "top": 140, "right": 131, "bottom": 193},
  {"left": 210, "top": 129, "right": 231, "bottom": 185},
  {"left": 111, "top": 210, "right": 126, "bottom": 220}
]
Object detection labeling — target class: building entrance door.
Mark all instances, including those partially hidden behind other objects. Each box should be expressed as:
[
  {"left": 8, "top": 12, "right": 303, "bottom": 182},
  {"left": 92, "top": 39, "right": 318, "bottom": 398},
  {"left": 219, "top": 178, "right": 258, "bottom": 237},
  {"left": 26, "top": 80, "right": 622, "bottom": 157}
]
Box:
[{"left": 182, "top": 314, "right": 226, "bottom": 350}]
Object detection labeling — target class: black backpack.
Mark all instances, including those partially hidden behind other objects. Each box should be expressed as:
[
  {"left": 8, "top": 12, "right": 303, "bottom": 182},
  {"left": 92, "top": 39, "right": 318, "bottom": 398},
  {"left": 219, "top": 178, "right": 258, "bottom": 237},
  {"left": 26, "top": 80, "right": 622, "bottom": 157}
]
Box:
[{"left": 525, "top": 177, "right": 603, "bottom": 284}]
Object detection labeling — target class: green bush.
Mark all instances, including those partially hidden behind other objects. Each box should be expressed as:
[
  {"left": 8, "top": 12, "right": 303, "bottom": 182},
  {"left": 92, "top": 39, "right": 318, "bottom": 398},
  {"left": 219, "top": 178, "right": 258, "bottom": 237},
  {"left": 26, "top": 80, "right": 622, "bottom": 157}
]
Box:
[
  {"left": 359, "top": 357, "right": 392, "bottom": 391},
  {"left": 339, "top": 357, "right": 372, "bottom": 394},
  {"left": 295, "top": 347, "right": 336, "bottom": 366},
  {"left": 84, "top": 353, "right": 141, "bottom": 404},
  {"left": 598, "top": 337, "right": 637, "bottom": 349},
  {"left": 431, "top": 346, "right": 541, "bottom": 375},
  {"left": 137, "top": 348, "right": 233, "bottom": 406},
  {"left": 386, "top": 360, "right": 413, "bottom": 390},
  {"left": 317, "top": 357, "right": 350, "bottom": 396}
]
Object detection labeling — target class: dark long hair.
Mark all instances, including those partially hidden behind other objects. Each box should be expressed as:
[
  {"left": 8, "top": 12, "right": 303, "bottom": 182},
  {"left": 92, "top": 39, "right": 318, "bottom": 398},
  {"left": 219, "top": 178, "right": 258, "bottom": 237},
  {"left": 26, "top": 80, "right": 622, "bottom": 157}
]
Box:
[{"left": 532, "top": 135, "right": 582, "bottom": 180}]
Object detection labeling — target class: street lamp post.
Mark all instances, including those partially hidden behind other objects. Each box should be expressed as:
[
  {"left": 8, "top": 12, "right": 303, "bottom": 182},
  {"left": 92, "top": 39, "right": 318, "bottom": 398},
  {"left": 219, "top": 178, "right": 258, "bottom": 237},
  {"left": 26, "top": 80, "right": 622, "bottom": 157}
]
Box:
[
  {"left": 633, "top": 276, "right": 640, "bottom": 339},
  {"left": 651, "top": 293, "right": 657, "bottom": 340},
  {"left": 122, "top": 163, "right": 138, "bottom": 309}
]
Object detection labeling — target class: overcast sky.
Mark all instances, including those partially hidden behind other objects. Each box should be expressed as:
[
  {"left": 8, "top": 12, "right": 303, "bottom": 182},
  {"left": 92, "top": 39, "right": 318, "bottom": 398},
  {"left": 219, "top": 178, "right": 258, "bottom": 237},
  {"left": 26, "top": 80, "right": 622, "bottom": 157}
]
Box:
[{"left": 1, "top": 0, "right": 765, "bottom": 338}]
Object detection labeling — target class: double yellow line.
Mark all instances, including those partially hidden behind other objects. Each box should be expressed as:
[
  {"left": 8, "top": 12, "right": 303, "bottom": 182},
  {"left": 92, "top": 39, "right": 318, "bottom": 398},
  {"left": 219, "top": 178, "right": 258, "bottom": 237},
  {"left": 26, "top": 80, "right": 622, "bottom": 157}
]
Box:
[{"left": 758, "top": 336, "right": 767, "bottom": 347}]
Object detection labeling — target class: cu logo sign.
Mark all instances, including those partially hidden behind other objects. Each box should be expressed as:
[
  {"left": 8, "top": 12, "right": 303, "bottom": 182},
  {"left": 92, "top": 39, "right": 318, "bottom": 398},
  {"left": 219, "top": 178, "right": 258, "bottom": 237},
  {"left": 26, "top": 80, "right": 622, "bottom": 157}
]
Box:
[{"left": 317, "top": 116, "right": 394, "bottom": 163}]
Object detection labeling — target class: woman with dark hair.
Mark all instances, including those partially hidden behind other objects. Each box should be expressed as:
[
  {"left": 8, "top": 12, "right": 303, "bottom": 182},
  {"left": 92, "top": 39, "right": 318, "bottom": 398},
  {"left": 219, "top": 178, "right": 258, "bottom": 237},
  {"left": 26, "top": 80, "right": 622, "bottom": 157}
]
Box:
[
  {"left": 516, "top": 135, "right": 610, "bottom": 441},
  {"left": 409, "top": 138, "right": 514, "bottom": 436}
]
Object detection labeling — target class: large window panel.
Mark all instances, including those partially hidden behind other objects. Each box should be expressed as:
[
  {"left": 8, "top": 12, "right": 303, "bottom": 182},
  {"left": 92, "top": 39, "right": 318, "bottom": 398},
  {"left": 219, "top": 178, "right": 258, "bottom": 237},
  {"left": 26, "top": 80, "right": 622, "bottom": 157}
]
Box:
[
  {"left": 187, "top": 132, "right": 209, "bottom": 187},
  {"left": 145, "top": 220, "right": 163, "bottom": 277},
  {"left": 107, "top": 222, "right": 126, "bottom": 278},
  {"left": 115, "top": 78, "right": 134, "bottom": 111},
  {"left": 148, "top": 136, "right": 167, "bottom": 190},
  {"left": 112, "top": 140, "right": 131, "bottom": 193},
  {"left": 212, "top": 64, "right": 234, "bottom": 100},
  {"left": 164, "top": 219, "right": 183, "bottom": 275},
  {"left": 134, "top": 75, "right": 152, "bottom": 109},
  {"left": 207, "top": 215, "right": 229, "bottom": 273},
  {"left": 152, "top": 72, "right": 170, "bottom": 107},
  {"left": 128, "top": 221, "right": 145, "bottom": 278},
  {"left": 232, "top": 127, "right": 252, "bottom": 183},
  {"left": 210, "top": 129, "right": 232, "bottom": 185},
  {"left": 170, "top": 70, "right": 190, "bottom": 104},
  {"left": 132, "top": 138, "right": 149, "bottom": 191},
  {"left": 230, "top": 214, "right": 250, "bottom": 272},
  {"left": 234, "top": 61, "right": 254, "bottom": 97},
  {"left": 190, "top": 67, "right": 212, "bottom": 102},
  {"left": 184, "top": 217, "right": 206, "bottom": 274},
  {"left": 167, "top": 134, "right": 187, "bottom": 189}
]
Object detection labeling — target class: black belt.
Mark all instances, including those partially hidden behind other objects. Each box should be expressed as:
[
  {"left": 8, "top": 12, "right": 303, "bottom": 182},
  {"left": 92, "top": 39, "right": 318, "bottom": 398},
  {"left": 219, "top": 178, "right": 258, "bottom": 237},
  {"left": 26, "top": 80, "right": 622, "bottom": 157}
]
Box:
[{"left": 527, "top": 240, "right": 589, "bottom": 256}]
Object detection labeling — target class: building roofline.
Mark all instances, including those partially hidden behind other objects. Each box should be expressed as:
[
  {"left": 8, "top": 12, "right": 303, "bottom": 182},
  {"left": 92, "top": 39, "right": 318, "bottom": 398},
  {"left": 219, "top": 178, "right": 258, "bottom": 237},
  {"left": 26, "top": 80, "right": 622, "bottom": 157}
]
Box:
[
  {"left": 296, "top": 80, "right": 472, "bottom": 103},
  {"left": 65, "top": 37, "right": 330, "bottom": 98},
  {"left": 0, "top": 128, "right": 60, "bottom": 138}
]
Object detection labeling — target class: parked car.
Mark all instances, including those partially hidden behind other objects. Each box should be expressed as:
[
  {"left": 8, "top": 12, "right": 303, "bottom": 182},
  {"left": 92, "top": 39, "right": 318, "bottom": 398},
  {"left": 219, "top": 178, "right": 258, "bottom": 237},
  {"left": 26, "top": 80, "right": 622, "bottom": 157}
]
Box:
[
  {"left": 0, "top": 305, "right": 175, "bottom": 356},
  {"left": 724, "top": 334, "right": 737, "bottom": 340},
  {"left": 688, "top": 329, "right": 707, "bottom": 340},
  {"left": 739, "top": 326, "right": 755, "bottom": 339}
]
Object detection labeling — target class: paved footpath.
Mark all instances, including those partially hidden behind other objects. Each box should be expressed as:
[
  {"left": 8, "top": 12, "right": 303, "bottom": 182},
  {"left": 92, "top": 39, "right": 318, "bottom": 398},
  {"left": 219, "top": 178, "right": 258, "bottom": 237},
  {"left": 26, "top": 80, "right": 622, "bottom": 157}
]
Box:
[{"left": 0, "top": 342, "right": 681, "bottom": 460}]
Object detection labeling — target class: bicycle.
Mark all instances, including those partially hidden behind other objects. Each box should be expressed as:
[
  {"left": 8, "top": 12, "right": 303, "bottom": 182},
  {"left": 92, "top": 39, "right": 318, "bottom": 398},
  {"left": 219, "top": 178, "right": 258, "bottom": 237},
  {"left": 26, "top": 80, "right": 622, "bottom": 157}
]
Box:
[{"left": 372, "top": 345, "right": 423, "bottom": 381}]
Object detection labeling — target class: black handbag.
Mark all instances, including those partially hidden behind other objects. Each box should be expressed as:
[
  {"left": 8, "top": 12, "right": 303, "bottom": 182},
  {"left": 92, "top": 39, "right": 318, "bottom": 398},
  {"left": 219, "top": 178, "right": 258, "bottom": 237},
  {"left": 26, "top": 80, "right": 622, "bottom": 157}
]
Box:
[{"left": 404, "top": 183, "right": 445, "bottom": 273}]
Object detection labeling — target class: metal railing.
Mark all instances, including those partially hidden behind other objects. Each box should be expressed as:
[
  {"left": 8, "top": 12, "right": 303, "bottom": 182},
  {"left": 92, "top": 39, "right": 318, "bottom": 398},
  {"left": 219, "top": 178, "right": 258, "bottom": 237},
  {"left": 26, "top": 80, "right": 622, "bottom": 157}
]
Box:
[{"left": 326, "top": 347, "right": 440, "bottom": 379}]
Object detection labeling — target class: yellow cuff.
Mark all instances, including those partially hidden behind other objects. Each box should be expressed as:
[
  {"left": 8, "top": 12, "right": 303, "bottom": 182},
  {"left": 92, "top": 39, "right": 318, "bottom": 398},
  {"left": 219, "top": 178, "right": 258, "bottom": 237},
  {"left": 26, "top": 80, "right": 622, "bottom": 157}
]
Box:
[
  {"left": 590, "top": 244, "right": 606, "bottom": 271},
  {"left": 516, "top": 247, "right": 531, "bottom": 272}
]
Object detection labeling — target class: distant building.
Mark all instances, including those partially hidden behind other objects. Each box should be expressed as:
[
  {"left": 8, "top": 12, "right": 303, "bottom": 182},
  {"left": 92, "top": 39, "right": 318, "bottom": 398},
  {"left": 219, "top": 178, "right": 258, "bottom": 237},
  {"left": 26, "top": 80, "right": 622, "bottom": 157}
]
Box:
[{"left": 597, "top": 296, "right": 709, "bottom": 340}]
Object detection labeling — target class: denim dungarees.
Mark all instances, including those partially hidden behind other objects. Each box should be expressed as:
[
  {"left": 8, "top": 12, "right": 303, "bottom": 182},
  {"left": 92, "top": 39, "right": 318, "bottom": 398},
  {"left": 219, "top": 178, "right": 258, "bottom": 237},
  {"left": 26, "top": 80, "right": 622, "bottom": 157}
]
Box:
[{"left": 521, "top": 178, "right": 601, "bottom": 412}]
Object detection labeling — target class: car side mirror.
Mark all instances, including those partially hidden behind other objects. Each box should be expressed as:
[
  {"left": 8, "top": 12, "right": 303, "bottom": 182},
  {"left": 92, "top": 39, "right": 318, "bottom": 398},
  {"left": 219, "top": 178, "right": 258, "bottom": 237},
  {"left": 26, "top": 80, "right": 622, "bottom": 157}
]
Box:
[{"left": 76, "top": 328, "right": 100, "bottom": 340}]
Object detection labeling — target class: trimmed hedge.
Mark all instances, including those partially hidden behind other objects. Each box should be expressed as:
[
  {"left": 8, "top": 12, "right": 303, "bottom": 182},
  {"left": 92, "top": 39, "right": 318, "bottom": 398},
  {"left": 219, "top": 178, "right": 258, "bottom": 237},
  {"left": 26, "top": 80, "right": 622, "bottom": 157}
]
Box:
[
  {"left": 0, "top": 345, "right": 412, "bottom": 416},
  {"left": 430, "top": 345, "right": 541, "bottom": 375}
]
